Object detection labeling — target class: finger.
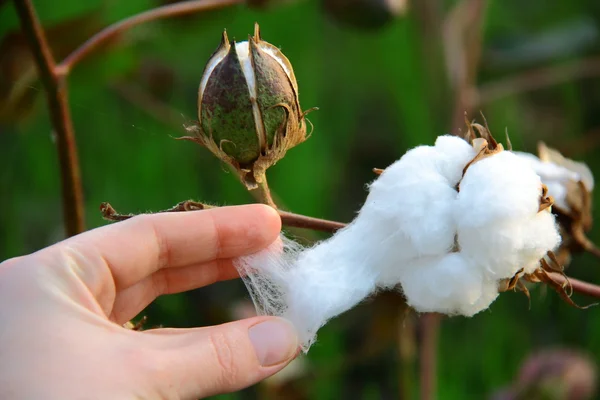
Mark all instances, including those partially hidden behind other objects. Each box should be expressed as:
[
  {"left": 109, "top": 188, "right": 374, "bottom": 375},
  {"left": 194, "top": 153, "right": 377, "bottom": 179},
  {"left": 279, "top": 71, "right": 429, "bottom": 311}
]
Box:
[
  {"left": 109, "top": 259, "right": 240, "bottom": 324},
  {"left": 56, "top": 205, "right": 281, "bottom": 296},
  {"left": 140, "top": 317, "right": 299, "bottom": 398},
  {"left": 109, "top": 235, "right": 284, "bottom": 322}
]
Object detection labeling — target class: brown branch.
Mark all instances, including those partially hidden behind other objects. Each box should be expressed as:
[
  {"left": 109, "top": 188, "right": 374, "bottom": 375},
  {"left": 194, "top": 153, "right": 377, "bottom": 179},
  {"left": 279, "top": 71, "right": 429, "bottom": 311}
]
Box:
[
  {"left": 278, "top": 210, "right": 345, "bottom": 233},
  {"left": 56, "top": 0, "right": 244, "bottom": 76},
  {"left": 100, "top": 201, "right": 345, "bottom": 233},
  {"left": 420, "top": 313, "right": 441, "bottom": 400},
  {"left": 255, "top": 178, "right": 277, "bottom": 209},
  {"left": 13, "top": 0, "right": 85, "bottom": 237},
  {"left": 548, "top": 272, "right": 600, "bottom": 300},
  {"left": 100, "top": 202, "right": 600, "bottom": 298},
  {"left": 469, "top": 56, "right": 600, "bottom": 108}
]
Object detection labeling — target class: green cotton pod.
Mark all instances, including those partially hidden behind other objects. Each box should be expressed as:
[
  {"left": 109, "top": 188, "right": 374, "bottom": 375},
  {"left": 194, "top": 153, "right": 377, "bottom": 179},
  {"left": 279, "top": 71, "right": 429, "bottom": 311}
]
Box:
[
  {"left": 197, "top": 24, "right": 307, "bottom": 168},
  {"left": 199, "top": 32, "right": 260, "bottom": 165}
]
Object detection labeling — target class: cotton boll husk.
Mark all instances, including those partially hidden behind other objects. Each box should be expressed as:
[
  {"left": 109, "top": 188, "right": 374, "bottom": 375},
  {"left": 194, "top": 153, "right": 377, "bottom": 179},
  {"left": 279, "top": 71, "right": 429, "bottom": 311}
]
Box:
[
  {"left": 433, "top": 135, "right": 477, "bottom": 186},
  {"left": 457, "top": 151, "right": 543, "bottom": 226},
  {"left": 399, "top": 253, "right": 496, "bottom": 316},
  {"left": 457, "top": 211, "right": 560, "bottom": 279}
]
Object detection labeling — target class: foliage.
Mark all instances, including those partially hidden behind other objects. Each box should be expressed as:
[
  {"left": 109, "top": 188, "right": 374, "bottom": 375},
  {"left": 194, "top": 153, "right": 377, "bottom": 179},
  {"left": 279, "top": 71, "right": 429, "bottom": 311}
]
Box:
[{"left": 1, "top": 0, "right": 600, "bottom": 398}]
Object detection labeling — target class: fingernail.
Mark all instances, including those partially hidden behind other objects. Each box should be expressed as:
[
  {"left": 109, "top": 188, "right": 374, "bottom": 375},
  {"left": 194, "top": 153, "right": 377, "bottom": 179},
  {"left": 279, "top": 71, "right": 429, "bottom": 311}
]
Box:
[{"left": 248, "top": 318, "right": 298, "bottom": 366}]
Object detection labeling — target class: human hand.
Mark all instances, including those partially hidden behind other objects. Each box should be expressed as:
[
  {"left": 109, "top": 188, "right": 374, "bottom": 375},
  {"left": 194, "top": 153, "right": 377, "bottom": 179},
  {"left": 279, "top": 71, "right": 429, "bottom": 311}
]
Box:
[{"left": 0, "top": 205, "right": 299, "bottom": 399}]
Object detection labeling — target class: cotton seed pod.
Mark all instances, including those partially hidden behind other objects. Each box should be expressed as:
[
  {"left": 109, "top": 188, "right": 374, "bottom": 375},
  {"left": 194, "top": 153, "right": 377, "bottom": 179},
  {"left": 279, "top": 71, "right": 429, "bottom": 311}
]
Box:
[{"left": 185, "top": 23, "right": 312, "bottom": 188}]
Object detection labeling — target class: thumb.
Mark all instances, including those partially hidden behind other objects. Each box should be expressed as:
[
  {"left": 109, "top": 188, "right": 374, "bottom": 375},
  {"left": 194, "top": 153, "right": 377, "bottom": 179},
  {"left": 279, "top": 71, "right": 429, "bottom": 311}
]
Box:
[{"left": 141, "top": 317, "right": 299, "bottom": 399}]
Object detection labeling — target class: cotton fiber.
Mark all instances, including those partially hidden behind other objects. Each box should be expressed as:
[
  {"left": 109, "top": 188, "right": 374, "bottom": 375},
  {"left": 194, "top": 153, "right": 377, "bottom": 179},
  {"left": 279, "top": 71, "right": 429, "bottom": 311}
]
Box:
[
  {"left": 235, "top": 135, "right": 561, "bottom": 351},
  {"left": 515, "top": 149, "right": 594, "bottom": 212}
]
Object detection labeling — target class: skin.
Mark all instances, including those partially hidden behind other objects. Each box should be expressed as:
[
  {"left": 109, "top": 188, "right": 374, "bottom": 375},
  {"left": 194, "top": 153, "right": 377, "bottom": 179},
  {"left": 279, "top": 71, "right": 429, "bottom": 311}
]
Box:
[{"left": 0, "top": 205, "right": 299, "bottom": 399}]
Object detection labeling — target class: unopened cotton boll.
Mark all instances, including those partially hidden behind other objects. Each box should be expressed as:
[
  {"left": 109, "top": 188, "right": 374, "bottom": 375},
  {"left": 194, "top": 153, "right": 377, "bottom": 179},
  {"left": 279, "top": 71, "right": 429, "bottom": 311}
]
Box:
[{"left": 235, "top": 134, "right": 561, "bottom": 351}]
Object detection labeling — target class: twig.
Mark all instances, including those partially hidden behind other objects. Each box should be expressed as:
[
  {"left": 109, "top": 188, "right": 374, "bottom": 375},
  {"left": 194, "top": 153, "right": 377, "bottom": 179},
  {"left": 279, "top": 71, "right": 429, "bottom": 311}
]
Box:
[
  {"left": 13, "top": 0, "right": 85, "bottom": 237},
  {"left": 56, "top": 0, "right": 243, "bottom": 77},
  {"left": 100, "top": 201, "right": 345, "bottom": 233},
  {"left": 100, "top": 201, "right": 600, "bottom": 297},
  {"left": 278, "top": 210, "right": 345, "bottom": 233},
  {"left": 548, "top": 272, "right": 600, "bottom": 300},
  {"left": 469, "top": 56, "right": 600, "bottom": 108},
  {"left": 255, "top": 177, "right": 277, "bottom": 209},
  {"left": 420, "top": 313, "right": 441, "bottom": 400},
  {"left": 13, "top": 0, "right": 245, "bottom": 237}
]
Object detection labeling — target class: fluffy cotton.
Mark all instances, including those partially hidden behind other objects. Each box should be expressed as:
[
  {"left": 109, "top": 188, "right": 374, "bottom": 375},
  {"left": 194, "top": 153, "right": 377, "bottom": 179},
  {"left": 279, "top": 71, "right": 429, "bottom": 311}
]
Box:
[
  {"left": 456, "top": 151, "right": 560, "bottom": 279},
  {"left": 515, "top": 150, "right": 594, "bottom": 212},
  {"left": 399, "top": 253, "right": 497, "bottom": 316},
  {"left": 235, "top": 135, "right": 561, "bottom": 351}
]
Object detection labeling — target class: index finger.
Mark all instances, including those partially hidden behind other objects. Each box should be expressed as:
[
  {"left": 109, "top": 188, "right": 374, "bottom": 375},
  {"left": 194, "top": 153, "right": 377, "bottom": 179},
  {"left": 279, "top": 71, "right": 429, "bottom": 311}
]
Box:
[{"left": 60, "top": 204, "right": 281, "bottom": 292}]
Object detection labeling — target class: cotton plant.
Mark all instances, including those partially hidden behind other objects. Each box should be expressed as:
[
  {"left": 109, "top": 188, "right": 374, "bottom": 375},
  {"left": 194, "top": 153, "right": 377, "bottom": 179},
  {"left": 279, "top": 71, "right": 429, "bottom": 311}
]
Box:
[
  {"left": 234, "top": 122, "right": 571, "bottom": 350},
  {"left": 99, "top": 25, "right": 593, "bottom": 350}
]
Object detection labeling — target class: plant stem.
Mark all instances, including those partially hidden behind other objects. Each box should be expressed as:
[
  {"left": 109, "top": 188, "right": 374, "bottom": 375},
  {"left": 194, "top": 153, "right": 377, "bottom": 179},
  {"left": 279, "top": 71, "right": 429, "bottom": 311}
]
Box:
[
  {"left": 420, "top": 313, "right": 441, "bottom": 400},
  {"left": 100, "top": 201, "right": 345, "bottom": 233},
  {"left": 13, "top": 0, "right": 244, "bottom": 237},
  {"left": 255, "top": 176, "right": 277, "bottom": 208},
  {"left": 13, "top": 0, "right": 85, "bottom": 237},
  {"left": 100, "top": 201, "right": 600, "bottom": 301},
  {"left": 56, "top": 0, "right": 243, "bottom": 77},
  {"left": 278, "top": 210, "right": 345, "bottom": 233},
  {"left": 549, "top": 272, "right": 600, "bottom": 300}
]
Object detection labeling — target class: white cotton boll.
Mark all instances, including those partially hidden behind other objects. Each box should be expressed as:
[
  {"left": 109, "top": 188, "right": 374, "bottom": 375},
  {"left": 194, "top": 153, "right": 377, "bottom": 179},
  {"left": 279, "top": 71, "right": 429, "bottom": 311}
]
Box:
[
  {"left": 235, "top": 235, "right": 303, "bottom": 318},
  {"left": 516, "top": 152, "right": 579, "bottom": 182},
  {"left": 366, "top": 146, "right": 459, "bottom": 258},
  {"left": 457, "top": 151, "right": 543, "bottom": 226},
  {"left": 434, "top": 135, "right": 477, "bottom": 186},
  {"left": 236, "top": 225, "right": 382, "bottom": 350},
  {"left": 457, "top": 211, "right": 560, "bottom": 279},
  {"left": 519, "top": 211, "right": 561, "bottom": 274},
  {"left": 399, "top": 253, "right": 493, "bottom": 316},
  {"left": 366, "top": 177, "right": 457, "bottom": 257},
  {"left": 471, "top": 278, "right": 500, "bottom": 313},
  {"left": 235, "top": 135, "right": 563, "bottom": 352},
  {"left": 545, "top": 181, "right": 569, "bottom": 210},
  {"left": 514, "top": 151, "right": 584, "bottom": 211}
]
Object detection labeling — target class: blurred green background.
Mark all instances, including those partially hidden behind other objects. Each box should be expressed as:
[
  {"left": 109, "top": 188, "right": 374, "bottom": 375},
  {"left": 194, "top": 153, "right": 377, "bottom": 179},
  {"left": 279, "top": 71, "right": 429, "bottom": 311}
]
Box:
[{"left": 2, "top": 0, "right": 600, "bottom": 398}]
